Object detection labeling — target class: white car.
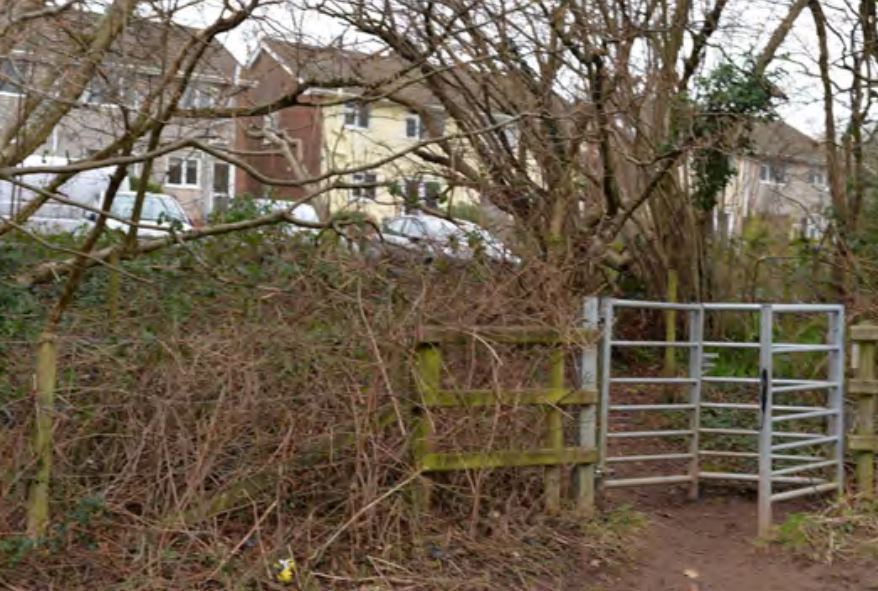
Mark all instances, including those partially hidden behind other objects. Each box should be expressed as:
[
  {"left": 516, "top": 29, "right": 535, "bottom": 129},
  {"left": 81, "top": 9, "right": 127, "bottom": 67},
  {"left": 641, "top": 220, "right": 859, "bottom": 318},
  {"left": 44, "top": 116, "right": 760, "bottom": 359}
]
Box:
[
  {"left": 251, "top": 198, "right": 320, "bottom": 234},
  {"left": 380, "top": 214, "right": 518, "bottom": 263},
  {"left": 104, "top": 191, "right": 193, "bottom": 237},
  {"left": 0, "top": 155, "right": 115, "bottom": 234},
  {"left": 455, "top": 219, "right": 521, "bottom": 264}
]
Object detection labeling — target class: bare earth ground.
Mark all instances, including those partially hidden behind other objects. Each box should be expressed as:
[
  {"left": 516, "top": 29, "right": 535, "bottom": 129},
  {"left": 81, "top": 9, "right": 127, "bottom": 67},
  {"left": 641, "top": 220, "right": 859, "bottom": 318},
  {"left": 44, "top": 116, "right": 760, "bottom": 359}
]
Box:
[{"left": 590, "top": 488, "right": 878, "bottom": 591}]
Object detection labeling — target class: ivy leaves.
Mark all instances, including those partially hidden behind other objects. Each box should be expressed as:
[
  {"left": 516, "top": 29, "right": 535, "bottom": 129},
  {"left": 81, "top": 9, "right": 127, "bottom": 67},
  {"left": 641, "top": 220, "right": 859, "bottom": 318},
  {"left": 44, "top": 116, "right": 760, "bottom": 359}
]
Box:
[{"left": 687, "top": 60, "right": 780, "bottom": 211}]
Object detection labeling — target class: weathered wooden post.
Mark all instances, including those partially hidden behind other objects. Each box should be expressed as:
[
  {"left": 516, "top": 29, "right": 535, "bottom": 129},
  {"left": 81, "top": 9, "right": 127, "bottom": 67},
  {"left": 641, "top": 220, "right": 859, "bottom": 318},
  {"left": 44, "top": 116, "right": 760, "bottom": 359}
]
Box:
[
  {"left": 850, "top": 324, "right": 878, "bottom": 498},
  {"left": 545, "top": 347, "right": 565, "bottom": 514},
  {"left": 26, "top": 332, "right": 58, "bottom": 539},
  {"left": 575, "top": 298, "right": 599, "bottom": 516},
  {"left": 413, "top": 342, "right": 440, "bottom": 511}
]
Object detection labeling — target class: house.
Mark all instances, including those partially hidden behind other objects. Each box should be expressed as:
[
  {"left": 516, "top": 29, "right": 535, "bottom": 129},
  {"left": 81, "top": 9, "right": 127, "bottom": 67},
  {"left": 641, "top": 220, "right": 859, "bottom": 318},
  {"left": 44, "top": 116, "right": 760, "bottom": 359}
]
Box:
[
  {"left": 234, "top": 39, "right": 478, "bottom": 221},
  {"left": 715, "top": 120, "right": 829, "bottom": 240},
  {"left": 0, "top": 10, "right": 241, "bottom": 224}
]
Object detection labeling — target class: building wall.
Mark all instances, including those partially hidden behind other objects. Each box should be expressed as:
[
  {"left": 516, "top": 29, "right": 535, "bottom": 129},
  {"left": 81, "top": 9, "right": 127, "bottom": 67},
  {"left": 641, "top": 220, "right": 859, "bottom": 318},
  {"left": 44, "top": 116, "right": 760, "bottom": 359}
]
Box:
[
  {"left": 718, "top": 156, "right": 829, "bottom": 237},
  {"left": 320, "top": 99, "right": 478, "bottom": 222},
  {"left": 0, "top": 65, "right": 237, "bottom": 225},
  {"left": 234, "top": 51, "right": 323, "bottom": 203},
  {"left": 236, "top": 49, "right": 480, "bottom": 223}
]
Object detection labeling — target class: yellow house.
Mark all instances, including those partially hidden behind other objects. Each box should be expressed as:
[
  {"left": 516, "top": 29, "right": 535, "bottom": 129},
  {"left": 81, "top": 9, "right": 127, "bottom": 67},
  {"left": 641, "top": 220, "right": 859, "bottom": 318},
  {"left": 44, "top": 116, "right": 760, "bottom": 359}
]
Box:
[{"left": 236, "top": 39, "right": 480, "bottom": 222}]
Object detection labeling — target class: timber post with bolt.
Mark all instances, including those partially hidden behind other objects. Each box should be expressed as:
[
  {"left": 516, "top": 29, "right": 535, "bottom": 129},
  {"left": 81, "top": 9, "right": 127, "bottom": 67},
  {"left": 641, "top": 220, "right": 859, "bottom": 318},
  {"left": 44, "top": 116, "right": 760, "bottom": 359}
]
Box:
[{"left": 850, "top": 324, "right": 878, "bottom": 498}]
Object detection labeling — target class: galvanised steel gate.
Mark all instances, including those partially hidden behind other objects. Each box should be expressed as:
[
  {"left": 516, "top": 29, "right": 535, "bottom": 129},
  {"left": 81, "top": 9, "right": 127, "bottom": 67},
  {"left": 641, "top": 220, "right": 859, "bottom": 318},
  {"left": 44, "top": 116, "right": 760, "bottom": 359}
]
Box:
[{"left": 597, "top": 299, "right": 845, "bottom": 537}]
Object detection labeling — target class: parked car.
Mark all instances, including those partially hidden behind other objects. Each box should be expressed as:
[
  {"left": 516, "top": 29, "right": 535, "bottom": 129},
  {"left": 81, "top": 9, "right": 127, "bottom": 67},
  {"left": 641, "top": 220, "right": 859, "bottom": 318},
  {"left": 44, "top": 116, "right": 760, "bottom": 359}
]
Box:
[
  {"left": 379, "top": 214, "right": 519, "bottom": 264},
  {"left": 0, "top": 155, "right": 115, "bottom": 234},
  {"left": 251, "top": 198, "right": 320, "bottom": 234},
  {"left": 104, "top": 191, "right": 193, "bottom": 237},
  {"left": 455, "top": 219, "right": 521, "bottom": 264}
]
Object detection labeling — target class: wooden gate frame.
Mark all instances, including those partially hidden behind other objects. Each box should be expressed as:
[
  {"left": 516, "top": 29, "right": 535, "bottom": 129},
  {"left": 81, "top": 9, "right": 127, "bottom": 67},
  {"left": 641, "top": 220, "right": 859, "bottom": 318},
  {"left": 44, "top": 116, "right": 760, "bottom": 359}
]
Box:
[{"left": 412, "top": 321, "right": 599, "bottom": 515}]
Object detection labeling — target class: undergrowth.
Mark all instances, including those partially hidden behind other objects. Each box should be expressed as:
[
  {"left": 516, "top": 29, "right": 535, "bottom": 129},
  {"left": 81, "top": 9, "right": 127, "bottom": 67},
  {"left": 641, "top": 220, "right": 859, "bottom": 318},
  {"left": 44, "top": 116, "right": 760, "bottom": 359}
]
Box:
[
  {"left": 0, "top": 230, "right": 628, "bottom": 589},
  {"left": 775, "top": 498, "right": 878, "bottom": 563}
]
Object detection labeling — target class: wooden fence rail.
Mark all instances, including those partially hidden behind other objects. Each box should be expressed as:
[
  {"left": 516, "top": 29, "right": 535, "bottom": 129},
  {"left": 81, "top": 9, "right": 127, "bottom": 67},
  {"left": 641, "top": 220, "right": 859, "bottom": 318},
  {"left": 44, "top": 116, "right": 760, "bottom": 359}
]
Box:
[
  {"left": 412, "top": 324, "right": 599, "bottom": 515},
  {"left": 850, "top": 324, "right": 878, "bottom": 498}
]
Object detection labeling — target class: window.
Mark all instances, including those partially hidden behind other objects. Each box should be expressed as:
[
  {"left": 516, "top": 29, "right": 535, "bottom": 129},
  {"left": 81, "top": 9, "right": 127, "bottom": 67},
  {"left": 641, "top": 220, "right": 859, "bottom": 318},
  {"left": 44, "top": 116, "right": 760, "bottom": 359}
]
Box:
[
  {"left": 84, "top": 72, "right": 139, "bottom": 106},
  {"left": 799, "top": 215, "right": 826, "bottom": 241},
  {"left": 213, "top": 162, "right": 230, "bottom": 194},
  {"left": 84, "top": 77, "right": 111, "bottom": 105},
  {"left": 405, "top": 111, "right": 424, "bottom": 139},
  {"left": 424, "top": 181, "right": 441, "bottom": 208},
  {"left": 0, "top": 57, "right": 27, "bottom": 94},
  {"left": 759, "top": 162, "right": 786, "bottom": 184},
  {"left": 401, "top": 177, "right": 442, "bottom": 210},
  {"left": 181, "top": 83, "right": 215, "bottom": 108},
  {"left": 403, "top": 178, "right": 421, "bottom": 203},
  {"left": 350, "top": 172, "right": 377, "bottom": 200},
  {"left": 808, "top": 169, "right": 827, "bottom": 188},
  {"left": 111, "top": 194, "right": 187, "bottom": 223},
  {"left": 343, "top": 101, "right": 370, "bottom": 128},
  {"left": 167, "top": 157, "right": 199, "bottom": 187}
]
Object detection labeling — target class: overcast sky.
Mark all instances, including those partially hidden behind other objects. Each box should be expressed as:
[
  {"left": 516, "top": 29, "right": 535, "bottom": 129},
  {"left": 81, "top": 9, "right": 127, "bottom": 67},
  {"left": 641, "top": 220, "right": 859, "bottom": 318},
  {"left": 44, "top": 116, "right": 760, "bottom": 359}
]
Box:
[{"left": 179, "top": 0, "right": 853, "bottom": 138}]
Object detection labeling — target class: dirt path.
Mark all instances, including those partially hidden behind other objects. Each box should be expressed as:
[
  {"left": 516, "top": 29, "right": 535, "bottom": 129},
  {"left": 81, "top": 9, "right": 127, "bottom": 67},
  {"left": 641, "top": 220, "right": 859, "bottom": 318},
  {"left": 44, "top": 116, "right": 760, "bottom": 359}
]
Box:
[{"left": 592, "top": 490, "right": 878, "bottom": 591}]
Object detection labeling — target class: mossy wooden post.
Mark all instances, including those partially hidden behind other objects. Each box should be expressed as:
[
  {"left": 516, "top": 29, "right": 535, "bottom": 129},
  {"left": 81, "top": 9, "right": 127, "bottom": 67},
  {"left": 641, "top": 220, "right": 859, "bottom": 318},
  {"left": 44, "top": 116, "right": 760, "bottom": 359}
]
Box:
[
  {"left": 413, "top": 342, "right": 440, "bottom": 512},
  {"left": 27, "top": 332, "right": 58, "bottom": 539},
  {"left": 545, "top": 347, "right": 564, "bottom": 514},
  {"left": 851, "top": 325, "right": 878, "bottom": 498}
]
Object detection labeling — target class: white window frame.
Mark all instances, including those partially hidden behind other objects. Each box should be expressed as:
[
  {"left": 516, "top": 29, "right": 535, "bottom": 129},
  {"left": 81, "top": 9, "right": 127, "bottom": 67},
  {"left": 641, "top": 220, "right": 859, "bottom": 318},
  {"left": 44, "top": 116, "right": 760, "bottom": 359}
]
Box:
[
  {"left": 759, "top": 162, "right": 786, "bottom": 185},
  {"left": 350, "top": 172, "right": 378, "bottom": 201},
  {"left": 404, "top": 112, "right": 424, "bottom": 139},
  {"left": 343, "top": 101, "right": 370, "bottom": 129},
  {"left": 808, "top": 169, "right": 827, "bottom": 189},
  {"left": 166, "top": 156, "right": 201, "bottom": 188}
]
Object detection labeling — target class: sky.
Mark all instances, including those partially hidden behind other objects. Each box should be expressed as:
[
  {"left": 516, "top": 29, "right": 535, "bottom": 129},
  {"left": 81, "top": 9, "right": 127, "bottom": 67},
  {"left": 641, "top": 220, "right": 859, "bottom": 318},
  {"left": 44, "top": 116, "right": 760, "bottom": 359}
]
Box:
[{"left": 177, "top": 0, "right": 855, "bottom": 138}]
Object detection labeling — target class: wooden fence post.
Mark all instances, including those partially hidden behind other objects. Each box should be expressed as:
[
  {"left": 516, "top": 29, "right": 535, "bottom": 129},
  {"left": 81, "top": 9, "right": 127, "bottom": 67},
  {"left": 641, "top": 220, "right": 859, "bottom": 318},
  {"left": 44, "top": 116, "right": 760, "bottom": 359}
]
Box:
[
  {"left": 545, "top": 347, "right": 565, "bottom": 514},
  {"left": 575, "top": 298, "right": 599, "bottom": 516},
  {"left": 26, "top": 332, "right": 58, "bottom": 539},
  {"left": 413, "top": 342, "right": 440, "bottom": 512},
  {"left": 850, "top": 325, "right": 878, "bottom": 498}
]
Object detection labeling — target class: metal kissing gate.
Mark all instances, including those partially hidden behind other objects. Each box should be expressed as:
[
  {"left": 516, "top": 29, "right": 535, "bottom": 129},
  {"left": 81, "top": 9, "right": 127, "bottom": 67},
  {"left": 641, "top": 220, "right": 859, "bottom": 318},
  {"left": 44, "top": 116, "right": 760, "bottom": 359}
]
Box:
[{"left": 597, "top": 299, "right": 845, "bottom": 537}]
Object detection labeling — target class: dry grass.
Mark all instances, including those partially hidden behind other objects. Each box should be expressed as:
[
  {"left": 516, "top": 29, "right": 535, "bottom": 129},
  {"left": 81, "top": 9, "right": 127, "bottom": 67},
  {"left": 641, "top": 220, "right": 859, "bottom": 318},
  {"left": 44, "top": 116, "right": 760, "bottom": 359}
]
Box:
[{"left": 774, "top": 497, "right": 878, "bottom": 563}]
